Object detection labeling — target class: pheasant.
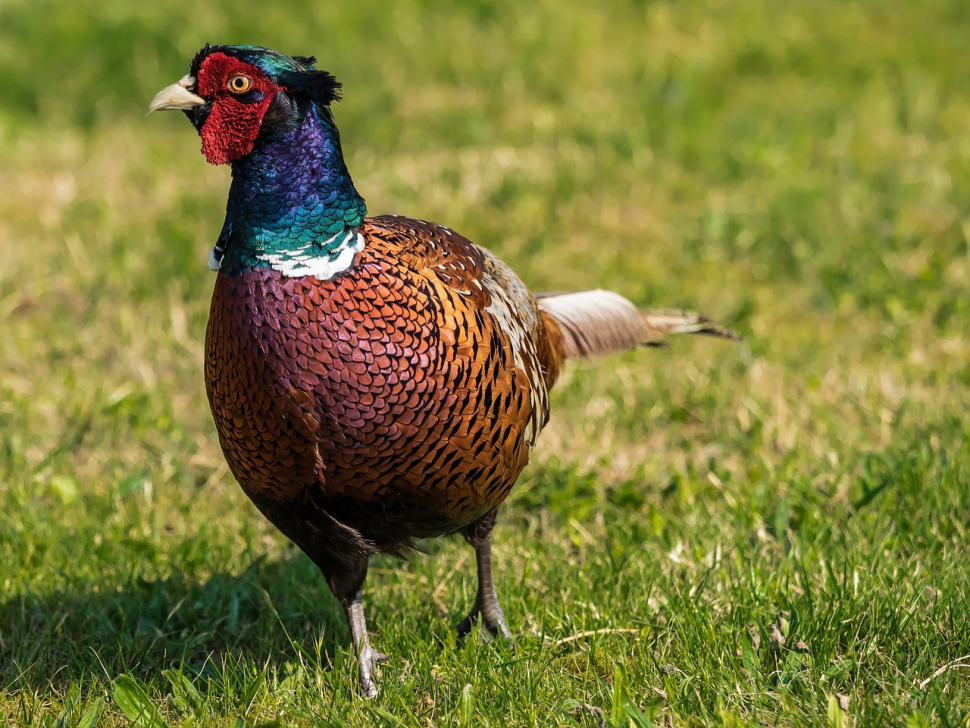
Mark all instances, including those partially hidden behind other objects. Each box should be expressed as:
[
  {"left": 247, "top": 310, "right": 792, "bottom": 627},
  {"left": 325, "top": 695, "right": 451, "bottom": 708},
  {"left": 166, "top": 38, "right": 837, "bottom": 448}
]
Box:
[{"left": 148, "top": 44, "right": 737, "bottom": 697}]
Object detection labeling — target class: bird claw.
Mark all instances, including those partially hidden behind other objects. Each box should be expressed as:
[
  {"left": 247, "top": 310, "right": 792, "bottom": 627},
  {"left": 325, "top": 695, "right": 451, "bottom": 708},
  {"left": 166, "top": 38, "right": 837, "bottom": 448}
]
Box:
[
  {"left": 356, "top": 644, "right": 387, "bottom": 699},
  {"left": 358, "top": 673, "right": 378, "bottom": 700},
  {"left": 456, "top": 607, "right": 514, "bottom": 646},
  {"left": 456, "top": 613, "right": 475, "bottom": 639}
]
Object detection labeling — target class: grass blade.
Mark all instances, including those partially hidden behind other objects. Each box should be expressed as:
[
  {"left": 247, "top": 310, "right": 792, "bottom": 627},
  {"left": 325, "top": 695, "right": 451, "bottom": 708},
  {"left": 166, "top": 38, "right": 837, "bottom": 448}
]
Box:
[
  {"left": 113, "top": 675, "right": 166, "bottom": 728},
  {"left": 77, "top": 698, "right": 104, "bottom": 728},
  {"left": 459, "top": 683, "right": 475, "bottom": 728}
]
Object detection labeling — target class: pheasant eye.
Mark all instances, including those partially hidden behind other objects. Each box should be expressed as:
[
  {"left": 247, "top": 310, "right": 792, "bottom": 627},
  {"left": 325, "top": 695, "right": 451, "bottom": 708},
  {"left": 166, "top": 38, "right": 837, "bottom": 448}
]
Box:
[{"left": 228, "top": 74, "right": 252, "bottom": 93}]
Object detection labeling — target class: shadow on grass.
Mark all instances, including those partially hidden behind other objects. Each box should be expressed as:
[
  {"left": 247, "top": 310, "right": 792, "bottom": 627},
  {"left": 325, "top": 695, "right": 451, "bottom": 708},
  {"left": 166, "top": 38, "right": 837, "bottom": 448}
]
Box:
[{"left": 0, "top": 551, "right": 353, "bottom": 691}]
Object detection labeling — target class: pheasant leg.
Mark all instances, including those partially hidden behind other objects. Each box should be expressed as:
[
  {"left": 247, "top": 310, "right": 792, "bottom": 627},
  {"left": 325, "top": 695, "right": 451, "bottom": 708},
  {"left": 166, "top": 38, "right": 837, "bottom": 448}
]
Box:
[
  {"left": 340, "top": 591, "right": 388, "bottom": 697},
  {"left": 456, "top": 510, "right": 512, "bottom": 641},
  {"left": 326, "top": 559, "right": 386, "bottom": 698}
]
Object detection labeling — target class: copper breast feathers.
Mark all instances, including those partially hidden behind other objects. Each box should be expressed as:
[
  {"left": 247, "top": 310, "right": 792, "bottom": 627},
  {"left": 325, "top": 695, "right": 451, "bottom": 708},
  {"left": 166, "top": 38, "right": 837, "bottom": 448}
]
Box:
[{"left": 204, "top": 216, "right": 554, "bottom": 537}]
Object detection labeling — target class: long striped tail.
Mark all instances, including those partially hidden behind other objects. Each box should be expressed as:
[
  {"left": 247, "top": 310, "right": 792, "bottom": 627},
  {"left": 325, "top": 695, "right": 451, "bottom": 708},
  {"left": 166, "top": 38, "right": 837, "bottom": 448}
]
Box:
[{"left": 536, "top": 289, "right": 739, "bottom": 359}]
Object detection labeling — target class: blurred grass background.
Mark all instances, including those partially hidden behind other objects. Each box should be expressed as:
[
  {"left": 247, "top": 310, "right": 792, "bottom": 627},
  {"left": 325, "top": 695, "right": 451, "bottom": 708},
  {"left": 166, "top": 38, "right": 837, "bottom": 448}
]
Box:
[{"left": 2, "top": 0, "right": 969, "bottom": 725}]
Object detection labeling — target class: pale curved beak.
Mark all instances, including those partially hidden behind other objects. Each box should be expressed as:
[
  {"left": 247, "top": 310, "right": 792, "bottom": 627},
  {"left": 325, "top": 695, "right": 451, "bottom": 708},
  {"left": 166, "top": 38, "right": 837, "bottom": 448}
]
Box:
[{"left": 146, "top": 75, "right": 206, "bottom": 115}]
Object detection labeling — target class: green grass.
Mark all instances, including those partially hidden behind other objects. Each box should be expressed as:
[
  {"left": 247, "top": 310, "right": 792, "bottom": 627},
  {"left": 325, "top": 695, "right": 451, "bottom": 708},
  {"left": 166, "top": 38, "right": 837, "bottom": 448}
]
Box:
[{"left": 2, "top": 0, "right": 970, "bottom": 724}]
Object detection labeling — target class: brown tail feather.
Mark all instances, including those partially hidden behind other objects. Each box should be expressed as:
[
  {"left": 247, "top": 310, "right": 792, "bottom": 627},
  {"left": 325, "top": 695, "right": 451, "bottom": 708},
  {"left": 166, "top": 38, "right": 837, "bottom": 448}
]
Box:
[{"left": 536, "top": 289, "right": 739, "bottom": 359}]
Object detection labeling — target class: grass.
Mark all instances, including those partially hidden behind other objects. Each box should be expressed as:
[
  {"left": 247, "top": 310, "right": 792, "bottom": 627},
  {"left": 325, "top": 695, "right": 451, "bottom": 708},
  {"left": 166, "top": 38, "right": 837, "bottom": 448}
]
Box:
[{"left": 2, "top": 0, "right": 970, "bottom": 724}]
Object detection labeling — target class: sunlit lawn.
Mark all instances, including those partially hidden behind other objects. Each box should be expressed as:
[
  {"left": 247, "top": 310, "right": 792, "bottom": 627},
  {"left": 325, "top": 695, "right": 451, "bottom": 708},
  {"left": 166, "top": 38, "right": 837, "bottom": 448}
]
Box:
[{"left": 2, "top": 0, "right": 969, "bottom": 725}]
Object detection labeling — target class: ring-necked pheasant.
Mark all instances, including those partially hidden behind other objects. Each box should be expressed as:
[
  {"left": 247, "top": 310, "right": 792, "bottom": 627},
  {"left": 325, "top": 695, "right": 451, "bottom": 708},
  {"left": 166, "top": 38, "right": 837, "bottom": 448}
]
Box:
[{"left": 149, "top": 44, "right": 737, "bottom": 697}]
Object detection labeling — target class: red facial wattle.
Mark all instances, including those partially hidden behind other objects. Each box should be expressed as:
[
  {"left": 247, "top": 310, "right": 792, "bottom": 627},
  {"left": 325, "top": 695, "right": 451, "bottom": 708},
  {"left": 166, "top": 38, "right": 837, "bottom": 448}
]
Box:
[{"left": 196, "top": 53, "right": 279, "bottom": 165}]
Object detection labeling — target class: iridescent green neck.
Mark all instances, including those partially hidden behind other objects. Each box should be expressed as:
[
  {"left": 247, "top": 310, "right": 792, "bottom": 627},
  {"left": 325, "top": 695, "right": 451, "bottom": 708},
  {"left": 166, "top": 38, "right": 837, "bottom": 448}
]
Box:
[{"left": 215, "top": 101, "right": 367, "bottom": 275}]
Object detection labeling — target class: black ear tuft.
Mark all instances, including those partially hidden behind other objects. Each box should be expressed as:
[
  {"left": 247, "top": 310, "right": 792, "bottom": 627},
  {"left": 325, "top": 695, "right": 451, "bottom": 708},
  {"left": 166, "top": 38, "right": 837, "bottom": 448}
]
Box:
[
  {"left": 278, "top": 68, "right": 342, "bottom": 105},
  {"left": 292, "top": 55, "right": 318, "bottom": 69},
  {"left": 190, "top": 43, "right": 216, "bottom": 76}
]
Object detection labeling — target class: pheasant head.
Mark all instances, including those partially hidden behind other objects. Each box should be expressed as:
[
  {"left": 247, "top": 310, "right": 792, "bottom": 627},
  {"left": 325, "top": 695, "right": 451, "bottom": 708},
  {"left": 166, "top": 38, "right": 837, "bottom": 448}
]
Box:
[
  {"left": 147, "top": 44, "right": 342, "bottom": 165},
  {"left": 147, "top": 45, "right": 366, "bottom": 275}
]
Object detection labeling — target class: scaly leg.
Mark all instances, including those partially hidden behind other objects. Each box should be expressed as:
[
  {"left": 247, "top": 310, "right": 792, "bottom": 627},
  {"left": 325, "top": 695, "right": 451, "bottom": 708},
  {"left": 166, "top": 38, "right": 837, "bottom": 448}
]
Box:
[
  {"left": 327, "top": 559, "right": 387, "bottom": 698},
  {"left": 256, "top": 497, "right": 387, "bottom": 698},
  {"left": 456, "top": 509, "right": 512, "bottom": 641}
]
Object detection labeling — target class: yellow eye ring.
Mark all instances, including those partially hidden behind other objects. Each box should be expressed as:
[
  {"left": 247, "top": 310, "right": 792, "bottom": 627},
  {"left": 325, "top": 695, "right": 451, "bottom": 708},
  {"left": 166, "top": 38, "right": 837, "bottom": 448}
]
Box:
[{"left": 228, "top": 75, "right": 252, "bottom": 93}]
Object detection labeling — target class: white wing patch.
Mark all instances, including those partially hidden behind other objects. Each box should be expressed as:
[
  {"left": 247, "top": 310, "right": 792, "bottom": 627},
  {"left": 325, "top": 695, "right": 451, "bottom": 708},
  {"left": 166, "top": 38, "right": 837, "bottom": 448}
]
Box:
[{"left": 479, "top": 251, "right": 549, "bottom": 446}]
